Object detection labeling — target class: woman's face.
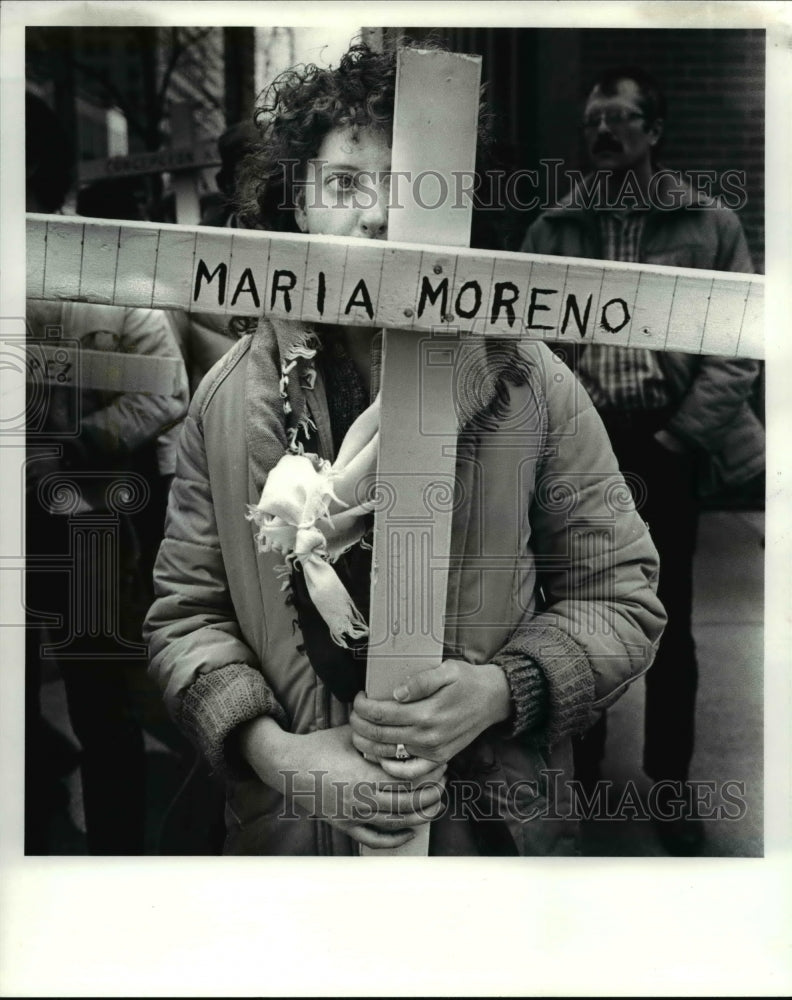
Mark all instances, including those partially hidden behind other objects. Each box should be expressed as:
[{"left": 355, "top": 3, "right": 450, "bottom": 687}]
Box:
[{"left": 295, "top": 125, "right": 391, "bottom": 240}]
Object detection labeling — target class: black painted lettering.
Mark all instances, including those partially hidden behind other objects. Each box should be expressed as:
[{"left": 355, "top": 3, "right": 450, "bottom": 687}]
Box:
[
  {"left": 270, "top": 269, "right": 298, "bottom": 312},
  {"left": 491, "top": 281, "right": 520, "bottom": 327},
  {"left": 230, "top": 267, "right": 260, "bottom": 308},
  {"left": 455, "top": 280, "right": 482, "bottom": 319},
  {"left": 193, "top": 259, "right": 228, "bottom": 305},
  {"left": 343, "top": 278, "right": 374, "bottom": 320},
  {"left": 600, "top": 297, "right": 630, "bottom": 334},
  {"left": 561, "top": 293, "right": 593, "bottom": 336},
  {"left": 417, "top": 276, "right": 449, "bottom": 318},
  {"left": 527, "top": 287, "right": 558, "bottom": 330},
  {"left": 316, "top": 271, "right": 326, "bottom": 316}
]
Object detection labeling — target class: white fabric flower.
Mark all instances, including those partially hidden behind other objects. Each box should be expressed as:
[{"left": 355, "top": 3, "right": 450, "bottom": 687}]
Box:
[{"left": 247, "top": 396, "right": 380, "bottom": 647}]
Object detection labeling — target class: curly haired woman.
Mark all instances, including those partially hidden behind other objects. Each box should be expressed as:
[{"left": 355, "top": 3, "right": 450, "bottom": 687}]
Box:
[{"left": 144, "top": 41, "right": 665, "bottom": 855}]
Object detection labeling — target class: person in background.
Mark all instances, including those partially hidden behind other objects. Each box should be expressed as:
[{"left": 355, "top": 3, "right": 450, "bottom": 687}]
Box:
[
  {"left": 521, "top": 66, "right": 764, "bottom": 854},
  {"left": 25, "top": 92, "right": 189, "bottom": 854},
  {"left": 200, "top": 121, "right": 257, "bottom": 228},
  {"left": 75, "top": 177, "right": 186, "bottom": 601},
  {"left": 164, "top": 122, "right": 260, "bottom": 398}
]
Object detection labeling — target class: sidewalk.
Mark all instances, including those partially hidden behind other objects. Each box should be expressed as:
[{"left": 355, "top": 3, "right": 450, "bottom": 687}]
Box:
[{"left": 580, "top": 509, "right": 764, "bottom": 856}]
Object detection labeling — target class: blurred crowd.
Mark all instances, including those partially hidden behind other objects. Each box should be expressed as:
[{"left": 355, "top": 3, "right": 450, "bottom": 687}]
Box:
[{"left": 25, "top": 93, "right": 253, "bottom": 854}]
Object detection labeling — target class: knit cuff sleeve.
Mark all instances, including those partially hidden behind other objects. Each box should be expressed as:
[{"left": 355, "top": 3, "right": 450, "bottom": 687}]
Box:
[
  {"left": 490, "top": 653, "right": 549, "bottom": 738},
  {"left": 179, "top": 664, "right": 288, "bottom": 779},
  {"left": 493, "top": 623, "right": 596, "bottom": 746}
]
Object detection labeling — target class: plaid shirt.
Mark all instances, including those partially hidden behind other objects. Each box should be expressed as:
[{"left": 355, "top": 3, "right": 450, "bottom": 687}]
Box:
[{"left": 574, "top": 212, "right": 671, "bottom": 411}]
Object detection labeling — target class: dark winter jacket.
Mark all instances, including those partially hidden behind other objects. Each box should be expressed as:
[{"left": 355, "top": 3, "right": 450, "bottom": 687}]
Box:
[
  {"left": 144, "top": 318, "right": 665, "bottom": 855},
  {"left": 521, "top": 172, "right": 764, "bottom": 491}
]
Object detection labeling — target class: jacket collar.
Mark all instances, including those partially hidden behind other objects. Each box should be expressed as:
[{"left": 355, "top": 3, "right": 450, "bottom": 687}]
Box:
[{"left": 544, "top": 167, "right": 717, "bottom": 218}]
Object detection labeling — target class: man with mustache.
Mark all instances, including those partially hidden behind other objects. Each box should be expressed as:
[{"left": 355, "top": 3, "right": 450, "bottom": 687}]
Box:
[{"left": 521, "top": 66, "right": 764, "bottom": 855}]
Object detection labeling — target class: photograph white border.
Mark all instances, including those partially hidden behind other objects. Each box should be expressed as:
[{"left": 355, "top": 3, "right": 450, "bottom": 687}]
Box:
[{"left": 2, "top": 2, "right": 791, "bottom": 996}]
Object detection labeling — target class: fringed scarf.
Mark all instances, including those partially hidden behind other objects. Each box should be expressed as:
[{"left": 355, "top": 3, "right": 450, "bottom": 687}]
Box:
[{"left": 244, "top": 318, "right": 547, "bottom": 700}]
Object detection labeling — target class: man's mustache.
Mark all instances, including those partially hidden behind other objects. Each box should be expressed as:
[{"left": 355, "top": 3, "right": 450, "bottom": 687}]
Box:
[{"left": 592, "top": 137, "right": 623, "bottom": 154}]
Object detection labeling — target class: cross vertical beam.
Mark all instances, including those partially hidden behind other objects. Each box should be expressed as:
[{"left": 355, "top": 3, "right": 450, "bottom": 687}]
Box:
[
  {"left": 169, "top": 102, "right": 202, "bottom": 225},
  {"left": 362, "top": 49, "right": 482, "bottom": 856}
]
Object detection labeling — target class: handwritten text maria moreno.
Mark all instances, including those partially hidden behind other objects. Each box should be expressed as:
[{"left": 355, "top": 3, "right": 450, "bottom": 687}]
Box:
[{"left": 191, "top": 252, "right": 633, "bottom": 338}]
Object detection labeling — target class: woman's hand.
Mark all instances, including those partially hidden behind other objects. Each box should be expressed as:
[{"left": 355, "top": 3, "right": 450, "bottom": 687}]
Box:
[
  {"left": 349, "top": 659, "right": 512, "bottom": 769},
  {"left": 237, "top": 718, "right": 446, "bottom": 850}
]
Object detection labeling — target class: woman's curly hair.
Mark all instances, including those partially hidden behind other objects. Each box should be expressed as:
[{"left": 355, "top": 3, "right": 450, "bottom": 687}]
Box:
[
  {"left": 235, "top": 39, "right": 495, "bottom": 236},
  {"left": 236, "top": 43, "right": 397, "bottom": 232}
]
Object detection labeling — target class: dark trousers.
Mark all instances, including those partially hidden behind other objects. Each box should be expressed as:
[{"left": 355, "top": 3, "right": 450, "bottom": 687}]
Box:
[
  {"left": 573, "top": 413, "right": 699, "bottom": 784},
  {"left": 25, "top": 508, "right": 148, "bottom": 855}
]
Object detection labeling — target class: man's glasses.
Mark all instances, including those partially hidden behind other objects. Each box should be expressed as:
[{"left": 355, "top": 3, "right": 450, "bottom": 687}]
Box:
[{"left": 582, "top": 110, "right": 646, "bottom": 131}]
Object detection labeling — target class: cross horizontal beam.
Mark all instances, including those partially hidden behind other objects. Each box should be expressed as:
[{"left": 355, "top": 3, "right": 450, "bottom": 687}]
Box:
[
  {"left": 27, "top": 214, "right": 764, "bottom": 359},
  {"left": 78, "top": 141, "right": 221, "bottom": 184},
  {"left": 24, "top": 343, "right": 185, "bottom": 396}
]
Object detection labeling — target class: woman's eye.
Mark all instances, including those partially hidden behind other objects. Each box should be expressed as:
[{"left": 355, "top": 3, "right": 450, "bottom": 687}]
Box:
[{"left": 328, "top": 173, "right": 355, "bottom": 192}]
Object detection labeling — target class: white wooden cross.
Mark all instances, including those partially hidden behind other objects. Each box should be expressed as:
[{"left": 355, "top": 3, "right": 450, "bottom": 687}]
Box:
[
  {"left": 24, "top": 48, "right": 764, "bottom": 858},
  {"left": 78, "top": 102, "right": 221, "bottom": 225},
  {"left": 360, "top": 48, "right": 481, "bottom": 856}
]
